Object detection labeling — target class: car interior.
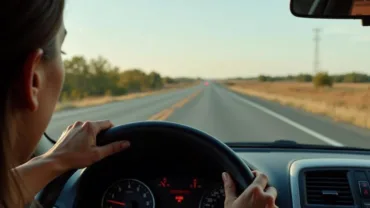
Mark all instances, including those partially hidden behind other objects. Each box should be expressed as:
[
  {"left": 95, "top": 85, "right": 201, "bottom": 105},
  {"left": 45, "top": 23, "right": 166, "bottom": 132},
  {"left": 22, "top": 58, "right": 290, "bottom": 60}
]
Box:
[
  {"left": 35, "top": 121, "right": 370, "bottom": 208},
  {"left": 33, "top": 0, "right": 370, "bottom": 208}
]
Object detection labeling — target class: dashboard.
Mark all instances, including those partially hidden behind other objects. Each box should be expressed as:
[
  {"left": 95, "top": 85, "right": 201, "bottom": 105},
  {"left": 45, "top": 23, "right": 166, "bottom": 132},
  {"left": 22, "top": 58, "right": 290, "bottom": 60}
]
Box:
[
  {"left": 73, "top": 137, "right": 227, "bottom": 208},
  {"left": 35, "top": 135, "right": 370, "bottom": 208}
]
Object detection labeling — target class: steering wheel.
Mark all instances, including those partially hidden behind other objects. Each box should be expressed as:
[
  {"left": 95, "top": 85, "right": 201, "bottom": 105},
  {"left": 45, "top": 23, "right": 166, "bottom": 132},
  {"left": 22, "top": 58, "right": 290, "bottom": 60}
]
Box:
[{"left": 37, "top": 121, "right": 255, "bottom": 208}]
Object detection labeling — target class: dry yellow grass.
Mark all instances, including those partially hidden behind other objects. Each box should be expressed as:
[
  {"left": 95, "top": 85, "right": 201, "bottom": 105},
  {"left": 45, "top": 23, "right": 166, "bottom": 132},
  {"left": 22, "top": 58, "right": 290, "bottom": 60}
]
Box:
[
  {"left": 55, "top": 83, "right": 197, "bottom": 112},
  {"left": 225, "top": 81, "right": 370, "bottom": 129}
]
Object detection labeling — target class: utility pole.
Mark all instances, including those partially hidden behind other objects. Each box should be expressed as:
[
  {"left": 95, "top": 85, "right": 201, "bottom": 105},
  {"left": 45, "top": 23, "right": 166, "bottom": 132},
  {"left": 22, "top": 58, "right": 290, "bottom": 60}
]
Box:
[{"left": 313, "top": 28, "right": 321, "bottom": 73}]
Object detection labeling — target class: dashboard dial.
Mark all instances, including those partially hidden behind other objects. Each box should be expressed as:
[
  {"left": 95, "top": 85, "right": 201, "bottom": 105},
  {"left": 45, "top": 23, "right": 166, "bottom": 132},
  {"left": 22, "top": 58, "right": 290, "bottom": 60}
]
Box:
[
  {"left": 199, "top": 184, "right": 225, "bottom": 208},
  {"left": 101, "top": 179, "right": 155, "bottom": 208}
]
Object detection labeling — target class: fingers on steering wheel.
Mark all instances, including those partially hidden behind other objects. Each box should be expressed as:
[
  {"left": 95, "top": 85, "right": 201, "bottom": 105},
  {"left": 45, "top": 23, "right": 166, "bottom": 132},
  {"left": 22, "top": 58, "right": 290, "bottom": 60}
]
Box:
[
  {"left": 222, "top": 172, "right": 237, "bottom": 207},
  {"left": 92, "top": 140, "right": 130, "bottom": 162},
  {"left": 92, "top": 120, "right": 114, "bottom": 132},
  {"left": 264, "top": 186, "right": 278, "bottom": 208},
  {"left": 73, "top": 121, "right": 83, "bottom": 128},
  {"left": 82, "top": 120, "right": 113, "bottom": 136},
  {"left": 233, "top": 171, "right": 270, "bottom": 206},
  {"left": 253, "top": 171, "right": 269, "bottom": 189}
]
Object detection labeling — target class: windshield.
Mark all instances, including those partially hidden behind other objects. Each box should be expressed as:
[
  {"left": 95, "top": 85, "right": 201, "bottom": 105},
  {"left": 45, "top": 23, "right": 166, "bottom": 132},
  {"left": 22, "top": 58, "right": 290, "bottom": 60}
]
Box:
[{"left": 46, "top": 0, "right": 370, "bottom": 149}]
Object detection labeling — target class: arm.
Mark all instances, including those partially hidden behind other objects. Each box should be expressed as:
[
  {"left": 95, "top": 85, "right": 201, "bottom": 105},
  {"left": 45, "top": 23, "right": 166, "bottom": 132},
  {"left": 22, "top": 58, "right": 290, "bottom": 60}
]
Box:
[
  {"left": 13, "top": 120, "right": 129, "bottom": 206},
  {"left": 13, "top": 154, "right": 66, "bottom": 204}
]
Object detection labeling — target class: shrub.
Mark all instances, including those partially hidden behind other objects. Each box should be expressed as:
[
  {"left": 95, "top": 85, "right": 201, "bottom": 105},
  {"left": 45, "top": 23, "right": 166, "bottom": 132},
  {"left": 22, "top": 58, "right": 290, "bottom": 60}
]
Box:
[
  {"left": 258, "top": 75, "right": 269, "bottom": 82},
  {"left": 313, "top": 72, "right": 333, "bottom": 87}
]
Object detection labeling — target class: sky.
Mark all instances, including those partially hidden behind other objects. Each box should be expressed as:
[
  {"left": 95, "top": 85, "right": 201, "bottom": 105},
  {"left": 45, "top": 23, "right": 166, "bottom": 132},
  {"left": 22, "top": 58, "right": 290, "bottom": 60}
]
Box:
[{"left": 62, "top": 0, "right": 370, "bottom": 79}]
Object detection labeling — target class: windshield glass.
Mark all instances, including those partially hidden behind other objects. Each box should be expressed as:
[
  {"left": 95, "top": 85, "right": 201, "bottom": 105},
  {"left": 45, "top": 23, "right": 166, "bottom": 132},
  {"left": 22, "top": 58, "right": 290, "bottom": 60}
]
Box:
[{"left": 47, "top": 0, "right": 370, "bottom": 149}]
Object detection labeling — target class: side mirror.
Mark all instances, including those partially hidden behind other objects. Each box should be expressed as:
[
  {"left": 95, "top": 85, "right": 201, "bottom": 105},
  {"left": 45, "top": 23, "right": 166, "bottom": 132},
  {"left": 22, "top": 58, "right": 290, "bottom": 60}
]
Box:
[{"left": 290, "top": 0, "right": 370, "bottom": 26}]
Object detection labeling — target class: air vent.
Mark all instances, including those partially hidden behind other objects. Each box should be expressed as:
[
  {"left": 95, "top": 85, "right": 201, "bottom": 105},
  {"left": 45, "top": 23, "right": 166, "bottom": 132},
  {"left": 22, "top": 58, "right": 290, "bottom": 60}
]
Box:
[{"left": 305, "top": 170, "right": 354, "bottom": 206}]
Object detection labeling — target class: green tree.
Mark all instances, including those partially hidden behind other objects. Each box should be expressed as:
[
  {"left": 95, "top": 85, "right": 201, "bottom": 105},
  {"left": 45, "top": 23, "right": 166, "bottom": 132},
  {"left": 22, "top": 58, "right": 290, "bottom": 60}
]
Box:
[
  {"left": 313, "top": 72, "right": 333, "bottom": 87},
  {"left": 89, "top": 56, "right": 113, "bottom": 95},
  {"left": 258, "top": 75, "right": 269, "bottom": 82},
  {"left": 108, "top": 67, "right": 127, "bottom": 95},
  {"left": 62, "top": 56, "right": 90, "bottom": 99},
  {"left": 60, "top": 55, "right": 193, "bottom": 102},
  {"left": 118, "top": 69, "right": 150, "bottom": 92},
  {"left": 148, "top": 71, "right": 164, "bottom": 89},
  {"left": 343, "top": 72, "right": 369, "bottom": 83}
]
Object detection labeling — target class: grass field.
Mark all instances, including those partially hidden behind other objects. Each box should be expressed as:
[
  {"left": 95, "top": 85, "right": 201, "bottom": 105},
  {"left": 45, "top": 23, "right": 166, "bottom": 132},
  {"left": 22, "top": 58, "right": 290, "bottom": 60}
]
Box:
[
  {"left": 55, "top": 82, "right": 196, "bottom": 112},
  {"left": 224, "top": 80, "right": 370, "bottom": 129}
]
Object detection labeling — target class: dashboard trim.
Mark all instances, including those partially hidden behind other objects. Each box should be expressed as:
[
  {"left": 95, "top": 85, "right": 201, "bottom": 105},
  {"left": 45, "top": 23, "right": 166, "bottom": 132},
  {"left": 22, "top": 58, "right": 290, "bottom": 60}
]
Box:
[{"left": 290, "top": 158, "right": 370, "bottom": 208}]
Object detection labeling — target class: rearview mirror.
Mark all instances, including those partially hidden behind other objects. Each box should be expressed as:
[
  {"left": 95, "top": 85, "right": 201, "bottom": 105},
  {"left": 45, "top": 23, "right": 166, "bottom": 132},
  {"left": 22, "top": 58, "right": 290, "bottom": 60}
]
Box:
[{"left": 290, "top": 0, "right": 370, "bottom": 18}]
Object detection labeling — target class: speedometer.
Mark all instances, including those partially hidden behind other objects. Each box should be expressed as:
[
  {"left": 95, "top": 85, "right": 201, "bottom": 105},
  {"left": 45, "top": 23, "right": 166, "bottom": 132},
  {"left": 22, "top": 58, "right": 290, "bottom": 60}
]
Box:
[
  {"left": 101, "top": 179, "right": 155, "bottom": 208},
  {"left": 199, "top": 184, "right": 225, "bottom": 208}
]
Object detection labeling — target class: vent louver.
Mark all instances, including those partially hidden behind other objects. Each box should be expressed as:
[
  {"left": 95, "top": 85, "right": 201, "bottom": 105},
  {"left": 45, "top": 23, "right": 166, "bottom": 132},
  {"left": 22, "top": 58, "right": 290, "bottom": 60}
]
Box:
[{"left": 305, "top": 170, "right": 354, "bottom": 206}]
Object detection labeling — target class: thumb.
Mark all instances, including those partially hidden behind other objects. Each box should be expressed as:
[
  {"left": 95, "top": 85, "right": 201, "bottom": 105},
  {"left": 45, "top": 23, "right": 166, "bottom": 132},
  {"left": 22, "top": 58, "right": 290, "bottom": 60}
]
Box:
[
  {"left": 223, "top": 172, "right": 237, "bottom": 207},
  {"left": 93, "top": 140, "right": 130, "bottom": 162}
]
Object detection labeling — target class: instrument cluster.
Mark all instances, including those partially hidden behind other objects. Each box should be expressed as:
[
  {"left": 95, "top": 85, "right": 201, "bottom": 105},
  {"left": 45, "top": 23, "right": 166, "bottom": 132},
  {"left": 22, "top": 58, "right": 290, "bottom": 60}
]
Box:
[
  {"left": 101, "top": 176, "right": 225, "bottom": 208},
  {"left": 75, "top": 135, "right": 229, "bottom": 208}
]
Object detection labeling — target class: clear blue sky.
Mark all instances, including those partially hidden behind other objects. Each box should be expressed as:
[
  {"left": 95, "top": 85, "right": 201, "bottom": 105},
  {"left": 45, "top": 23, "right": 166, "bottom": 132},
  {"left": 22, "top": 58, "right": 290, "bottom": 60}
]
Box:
[{"left": 63, "top": 0, "right": 370, "bottom": 78}]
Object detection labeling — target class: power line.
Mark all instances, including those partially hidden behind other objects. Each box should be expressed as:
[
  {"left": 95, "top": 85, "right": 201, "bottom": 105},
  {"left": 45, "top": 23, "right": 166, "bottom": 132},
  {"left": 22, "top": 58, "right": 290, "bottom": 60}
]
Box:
[{"left": 313, "top": 28, "right": 321, "bottom": 73}]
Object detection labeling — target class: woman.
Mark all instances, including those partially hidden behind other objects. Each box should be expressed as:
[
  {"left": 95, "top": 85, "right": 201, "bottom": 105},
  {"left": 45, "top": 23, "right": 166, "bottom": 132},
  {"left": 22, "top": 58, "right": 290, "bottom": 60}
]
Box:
[{"left": 1, "top": 0, "right": 278, "bottom": 208}]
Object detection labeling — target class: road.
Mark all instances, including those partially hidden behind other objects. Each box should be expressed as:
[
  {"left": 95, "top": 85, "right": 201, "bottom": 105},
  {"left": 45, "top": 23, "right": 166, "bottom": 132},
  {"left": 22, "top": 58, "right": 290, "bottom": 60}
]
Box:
[{"left": 46, "top": 83, "right": 370, "bottom": 149}]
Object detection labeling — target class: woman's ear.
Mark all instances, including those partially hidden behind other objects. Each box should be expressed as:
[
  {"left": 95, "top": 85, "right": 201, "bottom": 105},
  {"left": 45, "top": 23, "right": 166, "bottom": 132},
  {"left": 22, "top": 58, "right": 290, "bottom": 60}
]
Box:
[{"left": 21, "top": 49, "right": 44, "bottom": 112}]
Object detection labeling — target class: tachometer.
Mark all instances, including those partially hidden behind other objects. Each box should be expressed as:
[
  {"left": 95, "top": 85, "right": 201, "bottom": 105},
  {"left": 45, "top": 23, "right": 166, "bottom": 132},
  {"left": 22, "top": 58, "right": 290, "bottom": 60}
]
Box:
[
  {"left": 199, "top": 184, "right": 225, "bottom": 208},
  {"left": 101, "top": 179, "right": 155, "bottom": 208}
]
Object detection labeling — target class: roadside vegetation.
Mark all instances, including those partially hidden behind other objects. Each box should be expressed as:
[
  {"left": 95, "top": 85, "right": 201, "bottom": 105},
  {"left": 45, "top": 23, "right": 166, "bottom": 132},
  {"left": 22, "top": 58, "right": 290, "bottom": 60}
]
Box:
[
  {"left": 253, "top": 72, "right": 370, "bottom": 84},
  {"left": 57, "top": 55, "right": 199, "bottom": 111},
  {"left": 224, "top": 72, "right": 370, "bottom": 129}
]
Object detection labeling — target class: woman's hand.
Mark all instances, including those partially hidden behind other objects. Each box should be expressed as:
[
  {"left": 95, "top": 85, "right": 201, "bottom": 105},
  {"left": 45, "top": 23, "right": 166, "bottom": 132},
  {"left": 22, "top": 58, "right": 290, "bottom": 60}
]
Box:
[
  {"left": 45, "top": 120, "right": 130, "bottom": 171},
  {"left": 223, "top": 171, "right": 278, "bottom": 208},
  {"left": 14, "top": 120, "right": 129, "bottom": 205}
]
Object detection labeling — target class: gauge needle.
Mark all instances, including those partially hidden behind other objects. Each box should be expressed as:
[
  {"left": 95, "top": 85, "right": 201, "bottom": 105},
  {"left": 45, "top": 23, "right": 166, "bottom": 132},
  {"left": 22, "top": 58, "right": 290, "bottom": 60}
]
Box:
[{"left": 107, "top": 200, "right": 126, "bottom": 206}]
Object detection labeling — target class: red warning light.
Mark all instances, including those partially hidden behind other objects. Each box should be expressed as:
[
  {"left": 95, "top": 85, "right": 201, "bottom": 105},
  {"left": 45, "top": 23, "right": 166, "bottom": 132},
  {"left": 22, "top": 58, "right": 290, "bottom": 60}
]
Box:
[
  {"left": 159, "top": 177, "right": 170, "bottom": 187},
  {"left": 175, "top": 195, "right": 184, "bottom": 203}
]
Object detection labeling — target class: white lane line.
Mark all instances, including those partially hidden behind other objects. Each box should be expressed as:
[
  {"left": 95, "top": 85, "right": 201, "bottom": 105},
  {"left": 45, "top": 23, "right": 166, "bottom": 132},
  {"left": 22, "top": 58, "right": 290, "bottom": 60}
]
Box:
[{"left": 224, "top": 88, "right": 344, "bottom": 147}]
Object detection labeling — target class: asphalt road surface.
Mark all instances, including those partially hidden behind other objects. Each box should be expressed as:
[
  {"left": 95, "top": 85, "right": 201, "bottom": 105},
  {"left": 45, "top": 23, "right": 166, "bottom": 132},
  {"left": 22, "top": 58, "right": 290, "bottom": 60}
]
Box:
[{"left": 46, "top": 83, "right": 370, "bottom": 149}]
